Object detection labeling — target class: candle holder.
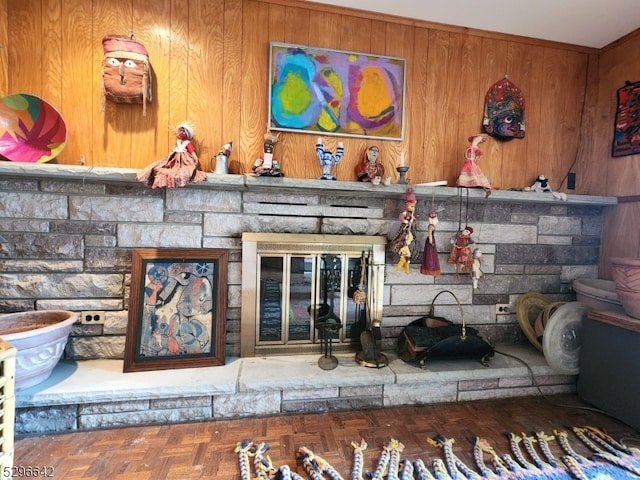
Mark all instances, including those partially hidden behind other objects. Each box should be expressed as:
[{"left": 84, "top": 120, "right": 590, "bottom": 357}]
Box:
[{"left": 396, "top": 165, "right": 409, "bottom": 184}]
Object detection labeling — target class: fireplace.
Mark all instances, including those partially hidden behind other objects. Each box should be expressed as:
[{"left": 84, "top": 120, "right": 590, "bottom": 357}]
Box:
[{"left": 241, "top": 233, "right": 386, "bottom": 357}]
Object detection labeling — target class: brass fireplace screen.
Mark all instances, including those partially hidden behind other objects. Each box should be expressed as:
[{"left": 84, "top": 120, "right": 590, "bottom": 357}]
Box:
[{"left": 241, "top": 233, "right": 386, "bottom": 357}]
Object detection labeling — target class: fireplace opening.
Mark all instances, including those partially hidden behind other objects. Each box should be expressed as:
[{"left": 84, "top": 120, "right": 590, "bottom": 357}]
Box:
[{"left": 241, "top": 233, "right": 386, "bottom": 357}]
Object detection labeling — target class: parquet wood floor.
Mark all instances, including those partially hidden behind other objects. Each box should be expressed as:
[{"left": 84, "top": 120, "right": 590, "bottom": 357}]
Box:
[{"left": 14, "top": 394, "right": 639, "bottom": 480}]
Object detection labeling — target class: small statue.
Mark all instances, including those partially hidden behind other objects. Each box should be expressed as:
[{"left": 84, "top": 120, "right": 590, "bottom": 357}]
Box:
[
  {"left": 457, "top": 134, "right": 492, "bottom": 197},
  {"left": 253, "top": 131, "right": 283, "bottom": 176},
  {"left": 211, "top": 141, "right": 232, "bottom": 174},
  {"left": 316, "top": 137, "right": 344, "bottom": 180},
  {"left": 524, "top": 174, "right": 568, "bottom": 201},
  {"left": 355, "top": 145, "right": 384, "bottom": 182},
  {"left": 471, "top": 248, "right": 484, "bottom": 289},
  {"left": 137, "top": 122, "right": 206, "bottom": 189}
]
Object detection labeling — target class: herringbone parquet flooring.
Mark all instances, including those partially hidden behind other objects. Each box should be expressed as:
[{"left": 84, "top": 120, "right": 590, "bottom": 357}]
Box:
[{"left": 13, "top": 395, "right": 639, "bottom": 480}]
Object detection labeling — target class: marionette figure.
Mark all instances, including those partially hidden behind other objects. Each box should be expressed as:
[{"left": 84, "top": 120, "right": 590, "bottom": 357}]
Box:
[
  {"left": 253, "top": 131, "right": 284, "bottom": 176},
  {"left": 457, "top": 134, "right": 492, "bottom": 197},
  {"left": 447, "top": 225, "right": 475, "bottom": 277},
  {"left": 471, "top": 248, "right": 484, "bottom": 289},
  {"left": 137, "top": 122, "right": 206, "bottom": 189},
  {"left": 355, "top": 145, "right": 384, "bottom": 182},
  {"left": 316, "top": 137, "right": 344, "bottom": 180},
  {"left": 420, "top": 211, "right": 441, "bottom": 277},
  {"left": 391, "top": 188, "right": 418, "bottom": 274}
]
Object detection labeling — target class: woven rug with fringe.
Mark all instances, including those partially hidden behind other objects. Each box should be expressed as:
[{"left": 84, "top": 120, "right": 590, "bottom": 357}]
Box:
[{"left": 235, "top": 425, "right": 640, "bottom": 480}]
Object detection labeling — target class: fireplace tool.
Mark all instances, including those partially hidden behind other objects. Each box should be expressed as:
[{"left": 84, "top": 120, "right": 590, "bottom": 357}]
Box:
[
  {"left": 315, "top": 256, "right": 342, "bottom": 370},
  {"left": 357, "top": 261, "right": 388, "bottom": 368}
]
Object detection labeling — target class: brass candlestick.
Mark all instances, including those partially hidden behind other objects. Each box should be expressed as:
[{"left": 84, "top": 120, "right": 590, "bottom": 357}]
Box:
[{"left": 396, "top": 165, "right": 409, "bottom": 184}]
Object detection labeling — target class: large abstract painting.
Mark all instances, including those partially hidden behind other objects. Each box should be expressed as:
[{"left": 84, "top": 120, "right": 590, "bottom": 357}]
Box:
[
  {"left": 268, "top": 42, "right": 406, "bottom": 141},
  {"left": 124, "top": 248, "right": 228, "bottom": 373}
]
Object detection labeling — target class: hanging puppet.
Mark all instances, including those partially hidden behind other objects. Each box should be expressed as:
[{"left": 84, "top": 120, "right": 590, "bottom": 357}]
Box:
[
  {"left": 391, "top": 188, "right": 418, "bottom": 274},
  {"left": 316, "top": 137, "right": 344, "bottom": 180},
  {"left": 137, "top": 122, "right": 206, "bottom": 189},
  {"left": 471, "top": 248, "right": 484, "bottom": 289},
  {"left": 483, "top": 76, "right": 525, "bottom": 139},
  {"left": 457, "top": 134, "right": 492, "bottom": 197},
  {"left": 447, "top": 225, "right": 475, "bottom": 278},
  {"left": 101, "top": 34, "right": 152, "bottom": 116},
  {"left": 420, "top": 211, "right": 441, "bottom": 277},
  {"left": 253, "top": 131, "right": 283, "bottom": 176}
]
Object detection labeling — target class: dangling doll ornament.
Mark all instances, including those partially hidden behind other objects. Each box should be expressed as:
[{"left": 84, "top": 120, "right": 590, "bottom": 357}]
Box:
[
  {"left": 420, "top": 211, "right": 441, "bottom": 277},
  {"left": 391, "top": 188, "right": 418, "bottom": 274},
  {"left": 447, "top": 225, "right": 475, "bottom": 279}
]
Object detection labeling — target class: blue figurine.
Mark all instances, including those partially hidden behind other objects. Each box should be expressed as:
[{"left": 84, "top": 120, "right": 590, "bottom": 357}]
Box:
[{"left": 316, "top": 137, "right": 344, "bottom": 180}]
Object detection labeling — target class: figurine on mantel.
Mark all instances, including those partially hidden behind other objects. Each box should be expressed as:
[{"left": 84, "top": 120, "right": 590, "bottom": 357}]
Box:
[
  {"left": 355, "top": 145, "right": 385, "bottom": 182},
  {"left": 456, "top": 134, "right": 492, "bottom": 197},
  {"left": 524, "top": 174, "right": 567, "bottom": 201},
  {"left": 316, "top": 137, "right": 344, "bottom": 180},
  {"left": 137, "top": 122, "right": 206, "bottom": 189},
  {"left": 253, "top": 131, "right": 284, "bottom": 177}
]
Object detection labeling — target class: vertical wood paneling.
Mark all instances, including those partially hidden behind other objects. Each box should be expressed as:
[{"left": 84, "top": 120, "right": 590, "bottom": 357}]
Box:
[
  {"left": 600, "top": 203, "right": 640, "bottom": 279},
  {"left": 129, "top": 0, "right": 172, "bottom": 169},
  {"left": 92, "top": 0, "right": 133, "bottom": 167},
  {"left": 60, "top": 0, "right": 93, "bottom": 166},
  {"left": 505, "top": 42, "right": 545, "bottom": 189},
  {"left": 221, "top": 0, "right": 243, "bottom": 173},
  {"left": 168, "top": 0, "right": 190, "bottom": 148},
  {"left": 239, "top": 0, "right": 269, "bottom": 175},
  {"left": 41, "top": 0, "right": 61, "bottom": 106},
  {"left": 187, "top": 0, "right": 224, "bottom": 167},
  {"left": 8, "top": 0, "right": 42, "bottom": 94},
  {"left": 0, "top": 0, "right": 7, "bottom": 96},
  {"left": 6, "top": 0, "right": 631, "bottom": 198}
]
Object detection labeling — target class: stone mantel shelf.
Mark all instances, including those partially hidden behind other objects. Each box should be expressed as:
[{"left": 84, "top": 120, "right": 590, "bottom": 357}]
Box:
[{"left": 0, "top": 161, "right": 617, "bottom": 206}]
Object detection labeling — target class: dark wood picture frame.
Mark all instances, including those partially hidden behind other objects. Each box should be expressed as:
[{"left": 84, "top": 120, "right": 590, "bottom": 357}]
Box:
[{"left": 124, "top": 248, "right": 228, "bottom": 373}]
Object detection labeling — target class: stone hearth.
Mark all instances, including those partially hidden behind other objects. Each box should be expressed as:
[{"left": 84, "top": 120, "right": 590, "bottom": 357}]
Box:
[{"left": 14, "top": 344, "right": 576, "bottom": 435}]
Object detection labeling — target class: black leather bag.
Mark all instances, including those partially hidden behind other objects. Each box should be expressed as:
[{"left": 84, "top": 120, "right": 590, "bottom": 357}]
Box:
[{"left": 398, "top": 290, "right": 494, "bottom": 367}]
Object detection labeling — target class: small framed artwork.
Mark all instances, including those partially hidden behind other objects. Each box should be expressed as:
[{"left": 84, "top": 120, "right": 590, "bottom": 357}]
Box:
[
  {"left": 268, "top": 42, "right": 406, "bottom": 141},
  {"left": 124, "top": 248, "right": 228, "bottom": 373}
]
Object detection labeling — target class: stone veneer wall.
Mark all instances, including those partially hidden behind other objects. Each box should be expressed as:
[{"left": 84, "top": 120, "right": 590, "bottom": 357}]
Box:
[{"left": 0, "top": 164, "right": 613, "bottom": 361}]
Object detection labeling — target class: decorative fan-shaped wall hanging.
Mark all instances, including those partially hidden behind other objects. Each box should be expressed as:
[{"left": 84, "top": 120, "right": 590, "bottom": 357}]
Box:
[{"left": 0, "top": 93, "right": 67, "bottom": 163}]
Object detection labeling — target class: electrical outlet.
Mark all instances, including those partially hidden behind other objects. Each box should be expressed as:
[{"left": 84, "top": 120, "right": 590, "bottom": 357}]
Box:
[
  {"left": 80, "top": 311, "right": 105, "bottom": 325},
  {"left": 495, "top": 304, "right": 512, "bottom": 315}
]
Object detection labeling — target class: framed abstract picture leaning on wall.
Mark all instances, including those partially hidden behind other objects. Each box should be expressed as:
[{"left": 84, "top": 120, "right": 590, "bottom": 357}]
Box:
[
  {"left": 124, "top": 248, "right": 228, "bottom": 373},
  {"left": 268, "top": 42, "right": 406, "bottom": 141}
]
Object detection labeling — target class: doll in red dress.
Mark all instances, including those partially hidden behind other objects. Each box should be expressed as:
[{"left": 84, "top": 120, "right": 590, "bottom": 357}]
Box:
[
  {"left": 137, "top": 122, "right": 206, "bottom": 189},
  {"left": 456, "top": 134, "right": 492, "bottom": 197}
]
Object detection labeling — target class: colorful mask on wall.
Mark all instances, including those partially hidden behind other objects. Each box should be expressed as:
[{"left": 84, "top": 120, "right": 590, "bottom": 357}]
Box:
[
  {"left": 483, "top": 77, "right": 525, "bottom": 139},
  {"left": 101, "top": 35, "right": 152, "bottom": 115}
]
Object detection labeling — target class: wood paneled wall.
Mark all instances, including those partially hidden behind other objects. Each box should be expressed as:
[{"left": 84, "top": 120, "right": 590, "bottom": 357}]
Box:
[{"left": 4, "top": 0, "right": 605, "bottom": 192}]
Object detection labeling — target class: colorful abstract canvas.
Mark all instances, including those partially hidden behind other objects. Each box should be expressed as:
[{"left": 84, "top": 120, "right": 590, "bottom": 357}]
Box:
[
  {"left": 612, "top": 80, "right": 640, "bottom": 157},
  {"left": 269, "top": 43, "right": 406, "bottom": 141}
]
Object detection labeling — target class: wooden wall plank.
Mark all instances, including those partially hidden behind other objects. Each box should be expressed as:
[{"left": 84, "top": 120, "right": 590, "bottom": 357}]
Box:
[
  {"left": 60, "top": 0, "right": 93, "bottom": 166},
  {"left": 0, "top": 0, "right": 7, "bottom": 96},
  {"left": 92, "top": 0, "right": 133, "bottom": 167},
  {"left": 8, "top": 0, "right": 42, "bottom": 95},
  {"left": 4, "top": 0, "right": 636, "bottom": 196},
  {"left": 128, "top": 0, "right": 172, "bottom": 169},
  {"left": 221, "top": 0, "right": 243, "bottom": 173}
]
